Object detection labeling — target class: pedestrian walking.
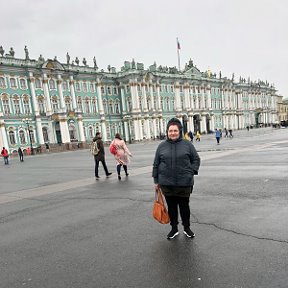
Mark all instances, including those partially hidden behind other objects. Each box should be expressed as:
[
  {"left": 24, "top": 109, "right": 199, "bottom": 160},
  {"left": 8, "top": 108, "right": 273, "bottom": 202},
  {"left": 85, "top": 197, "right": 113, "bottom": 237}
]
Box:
[
  {"left": 18, "top": 147, "right": 24, "bottom": 162},
  {"left": 1, "top": 147, "right": 9, "bottom": 165},
  {"left": 93, "top": 132, "right": 112, "bottom": 179},
  {"left": 224, "top": 128, "right": 228, "bottom": 138},
  {"left": 215, "top": 129, "right": 221, "bottom": 144},
  {"left": 229, "top": 129, "right": 233, "bottom": 138},
  {"left": 195, "top": 131, "right": 201, "bottom": 141},
  {"left": 188, "top": 130, "right": 194, "bottom": 142},
  {"left": 184, "top": 132, "right": 189, "bottom": 140},
  {"left": 45, "top": 143, "right": 50, "bottom": 152},
  {"left": 152, "top": 118, "right": 200, "bottom": 239},
  {"left": 110, "top": 133, "right": 132, "bottom": 180}
]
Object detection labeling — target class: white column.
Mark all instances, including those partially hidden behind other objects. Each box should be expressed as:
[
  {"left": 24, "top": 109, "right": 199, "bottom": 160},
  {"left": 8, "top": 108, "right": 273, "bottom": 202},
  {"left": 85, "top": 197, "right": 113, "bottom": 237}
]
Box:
[
  {"left": 0, "top": 122, "right": 9, "bottom": 149},
  {"left": 210, "top": 115, "right": 215, "bottom": 131},
  {"left": 57, "top": 75, "right": 65, "bottom": 111},
  {"left": 142, "top": 84, "right": 148, "bottom": 112},
  {"left": 149, "top": 83, "right": 155, "bottom": 111},
  {"left": 200, "top": 87, "right": 205, "bottom": 108},
  {"left": 96, "top": 81, "right": 104, "bottom": 114},
  {"left": 156, "top": 82, "right": 162, "bottom": 112},
  {"left": 175, "top": 82, "right": 181, "bottom": 112},
  {"left": 145, "top": 118, "right": 151, "bottom": 139},
  {"left": 207, "top": 86, "right": 211, "bottom": 109},
  {"left": 153, "top": 118, "right": 157, "bottom": 138},
  {"left": 120, "top": 84, "right": 127, "bottom": 113},
  {"left": 28, "top": 72, "right": 40, "bottom": 115},
  {"left": 69, "top": 76, "right": 77, "bottom": 110},
  {"left": 124, "top": 122, "right": 129, "bottom": 142},
  {"left": 138, "top": 119, "right": 143, "bottom": 139},
  {"left": 184, "top": 84, "right": 190, "bottom": 110},
  {"left": 133, "top": 119, "right": 140, "bottom": 140},
  {"left": 201, "top": 115, "right": 206, "bottom": 133},
  {"left": 42, "top": 74, "right": 52, "bottom": 114},
  {"left": 48, "top": 121, "right": 56, "bottom": 144},
  {"left": 36, "top": 117, "right": 44, "bottom": 145},
  {"left": 101, "top": 121, "right": 107, "bottom": 142},
  {"left": 59, "top": 119, "right": 70, "bottom": 143},
  {"left": 77, "top": 118, "right": 85, "bottom": 142},
  {"left": 188, "top": 115, "right": 194, "bottom": 132}
]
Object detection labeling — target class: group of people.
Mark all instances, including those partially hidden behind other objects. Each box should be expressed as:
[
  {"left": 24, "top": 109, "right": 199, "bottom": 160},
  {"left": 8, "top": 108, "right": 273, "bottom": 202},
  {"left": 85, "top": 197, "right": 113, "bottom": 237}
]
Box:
[
  {"left": 184, "top": 130, "right": 201, "bottom": 142},
  {"left": 1, "top": 147, "right": 24, "bottom": 165},
  {"left": 215, "top": 128, "right": 234, "bottom": 144},
  {"left": 91, "top": 117, "right": 201, "bottom": 240},
  {"left": 92, "top": 132, "right": 132, "bottom": 180}
]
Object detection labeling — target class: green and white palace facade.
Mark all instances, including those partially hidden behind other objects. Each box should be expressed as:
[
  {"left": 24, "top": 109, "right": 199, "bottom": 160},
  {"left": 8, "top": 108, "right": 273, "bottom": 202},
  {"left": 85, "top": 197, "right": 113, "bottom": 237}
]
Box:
[{"left": 0, "top": 52, "right": 278, "bottom": 153}]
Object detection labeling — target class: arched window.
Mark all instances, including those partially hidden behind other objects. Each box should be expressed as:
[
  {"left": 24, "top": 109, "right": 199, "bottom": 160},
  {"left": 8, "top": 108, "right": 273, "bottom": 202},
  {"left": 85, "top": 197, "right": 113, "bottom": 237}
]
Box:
[
  {"left": 65, "top": 97, "right": 72, "bottom": 112},
  {"left": 0, "top": 77, "right": 6, "bottom": 88},
  {"left": 23, "top": 97, "right": 31, "bottom": 114},
  {"left": 108, "top": 101, "right": 113, "bottom": 114},
  {"left": 2, "top": 98, "right": 10, "bottom": 115},
  {"left": 49, "top": 79, "right": 55, "bottom": 89},
  {"left": 127, "top": 98, "right": 132, "bottom": 112},
  {"left": 10, "top": 78, "right": 17, "bottom": 88},
  {"left": 83, "top": 82, "right": 88, "bottom": 92},
  {"left": 9, "top": 131, "right": 16, "bottom": 145},
  {"left": 69, "top": 125, "right": 77, "bottom": 141},
  {"left": 85, "top": 98, "right": 90, "bottom": 114},
  {"left": 51, "top": 98, "right": 58, "bottom": 112},
  {"left": 20, "top": 79, "right": 27, "bottom": 89},
  {"left": 77, "top": 97, "right": 83, "bottom": 111},
  {"left": 90, "top": 83, "right": 95, "bottom": 93},
  {"left": 19, "top": 130, "right": 26, "bottom": 144},
  {"left": 103, "top": 100, "right": 108, "bottom": 114},
  {"left": 42, "top": 127, "right": 49, "bottom": 142},
  {"left": 35, "top": 78, "right": 42, "bottom": 89},
  {"left": 92, "top": 98, "right": 97, "bottom": 114},
  {"left": 13, "top": 97, "right": 21, "bottom": 114},
  {"left": 89, "top": 126, "right": 93, "bottom": 138},
  {"left": 101, "top": 86, "right": 105, "bottom": 94},
  {"left": 75, "top": 82, "right": 81, "bottom": 92},
  {"left": 62, "top": 81, "right": 68, "bottom": 91},
  {"left": 115, "top": 101, "right": 120, "bottom": 114},
  {"left": 38, "top": 97, "right": 45, "bottom": 113},
  {"left": 165, "top": 98, "right": 170, "bottom": 111}
]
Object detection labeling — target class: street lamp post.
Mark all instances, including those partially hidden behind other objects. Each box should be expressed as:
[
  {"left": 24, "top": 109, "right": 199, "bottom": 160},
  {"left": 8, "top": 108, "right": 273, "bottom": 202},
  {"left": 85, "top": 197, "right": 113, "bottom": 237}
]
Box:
[{"left": 23, "top": 118, "right": 34, "bottom": 155}]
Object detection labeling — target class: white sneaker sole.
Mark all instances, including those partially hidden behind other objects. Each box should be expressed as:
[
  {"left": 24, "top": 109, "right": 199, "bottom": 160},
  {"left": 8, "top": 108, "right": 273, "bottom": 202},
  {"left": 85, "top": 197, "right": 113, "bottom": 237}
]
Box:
[
  {"left": 167, "top": 231, "right": 179, "bottom": 239},
  {"left": 183, "top": 231, "right": 195, "bottom": 238}
]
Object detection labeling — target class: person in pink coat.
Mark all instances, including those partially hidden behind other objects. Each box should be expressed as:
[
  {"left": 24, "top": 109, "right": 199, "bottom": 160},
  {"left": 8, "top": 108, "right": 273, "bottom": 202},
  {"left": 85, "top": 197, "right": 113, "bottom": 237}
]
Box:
[{"left": 110, "top": 133, "right": 132, "bottom": 180}]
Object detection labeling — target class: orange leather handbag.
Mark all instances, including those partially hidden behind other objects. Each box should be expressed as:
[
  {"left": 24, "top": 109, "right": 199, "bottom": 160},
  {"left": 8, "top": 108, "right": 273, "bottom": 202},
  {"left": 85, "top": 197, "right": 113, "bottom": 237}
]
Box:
[{"left": 152, "top": 189, "right": 170, "bottom": 224}]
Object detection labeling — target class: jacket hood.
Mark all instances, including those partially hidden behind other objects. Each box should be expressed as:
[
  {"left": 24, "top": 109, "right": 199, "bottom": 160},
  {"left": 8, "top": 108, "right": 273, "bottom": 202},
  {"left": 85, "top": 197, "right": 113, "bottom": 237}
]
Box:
[{"left": 166, "top": 117, "right": 183, "bottom": 140}]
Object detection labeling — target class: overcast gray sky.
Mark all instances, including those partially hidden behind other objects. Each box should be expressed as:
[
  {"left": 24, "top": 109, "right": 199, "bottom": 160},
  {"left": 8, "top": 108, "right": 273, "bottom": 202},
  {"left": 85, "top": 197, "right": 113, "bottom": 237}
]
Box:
[{"left": 1, "top": 0, "right": 288, "bottom": 97}]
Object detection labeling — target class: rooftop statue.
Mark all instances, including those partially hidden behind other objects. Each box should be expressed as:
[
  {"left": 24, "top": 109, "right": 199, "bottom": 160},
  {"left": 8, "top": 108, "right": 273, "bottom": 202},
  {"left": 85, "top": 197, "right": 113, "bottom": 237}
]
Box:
[
  {"left": 107, "top": 64, "right": 111, "bottom": 72},
  {"left": 38, "top": 54, "right": 45, "bottom": 62},
  {"left": 131, "top": 58, "right": 136, "bottom": 69},
  {"left": 75, "top": 57, "right": 79, "bottom": 65},
  {"left": 83, "top": 58, "right": 87, "bottom": 66},
  {"left": 66, "top": 52, "right": 70, "bottom": 64},
  {"left": 9, "top": 47, "right": 15, "bottom": 57},
  {"left": 93, "top": 56, "right": 98, "bottom": 70},
  {"left": 0, "top": 46, "right": 4, "bottom": 57},
  {"left": 24, "top": 45, "right": 29, "bottom": 60},
  {"left": 54, "top": 56, "right": 57, "bottom": 61},
  {"left": 219, "top": 71, "right": 222, "bottom": 79}
]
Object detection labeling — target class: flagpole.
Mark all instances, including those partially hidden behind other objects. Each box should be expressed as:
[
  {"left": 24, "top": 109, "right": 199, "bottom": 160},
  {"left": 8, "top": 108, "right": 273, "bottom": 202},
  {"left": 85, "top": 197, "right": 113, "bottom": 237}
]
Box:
[{"left": 176, "top": 37, "right": 181, "bottom": 71}]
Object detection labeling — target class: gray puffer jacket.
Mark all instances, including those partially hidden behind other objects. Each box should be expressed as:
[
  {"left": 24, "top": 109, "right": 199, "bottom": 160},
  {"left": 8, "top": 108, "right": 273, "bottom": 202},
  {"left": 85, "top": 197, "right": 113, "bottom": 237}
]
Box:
[{"left": 152, "top": 138, "right": 200, "bottom": 186}]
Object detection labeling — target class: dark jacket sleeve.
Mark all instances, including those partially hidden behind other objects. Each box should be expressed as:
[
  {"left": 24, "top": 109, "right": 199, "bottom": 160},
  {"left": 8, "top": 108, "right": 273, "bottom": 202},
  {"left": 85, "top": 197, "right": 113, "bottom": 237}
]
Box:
[
  {"left": 189, "top": 143, "right": 200, "bottom": 175},
  {"left": 152, "top": 146, "right": 160, "bottom": 184}
]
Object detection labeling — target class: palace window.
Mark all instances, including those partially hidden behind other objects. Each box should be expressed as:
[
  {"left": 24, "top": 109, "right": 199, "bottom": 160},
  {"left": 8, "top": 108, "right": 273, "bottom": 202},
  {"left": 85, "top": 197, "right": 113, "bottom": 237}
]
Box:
[
  {"left": 89, "top": 126, "right": 94, "bottom": 138},
  {"left": 65, "top": 97, "right": 72, "bottom": 112},
  {"left": 171, "top": 85, "right": 174, "bottom": 93},
  {"left": 35, "top": 78, "right": 42, "bottom": 89},
  {"left": 165, "top": 98, "right": 170, "bottom": 111},
  {"left": 107, "top": 86, "right": 112, "bottom": 95},
  {"left": 115, "top": 101, "right": 120, "bottom": 114},
  {"left": 90, "top": 83, "right": 95, "bottom": 93},
  {"left": 23, "top": 98, "right": 31, "bottom": 114},
  {"left": 126, "top": 85, "right": 130, "bottom": 93},
  {"left": 49, "top": 79, "right": 56, "bottom": 89},
  {"left": 19, "top": 130, "right": 26, "bottom": 144},
  {"left": 75, "top": 82, "right": 81, "bottom": 92},
  {"left": 10, "top": 78, "right": 17, "bottom": 88},
  {"left": 103, "top": 100, "right": 108, "bottom": 114},
  {"left": 85, "top": 98, "right": 90, "bottom": 114},
  {"left": 92, "top": 98, "right": 97, "bottom": 114},
  {"left": 13, "top": 98, "right": 21, "bottom": 114},
  {"left": 101, "top": 86, "right": 105, "bottom": 94},
  {"left": 52, "top": 98, "right": 59, "bottom": 112},
  {"left": 62, "top": 81, "right": 68, "bottom": 91},
  {"left": 30, "top": 130, "right": 35, "bottom": 143},
  {"left": 77, "top": 98, "right": 83, "bottom": 111},
  {"left": 108, "top": 102, "right": 113, "bottom": 114},
  {"left": 0, "top": 77, "right": 6, "bottom": 88},
  {"left": 83, "top": 82, "right": 88, "bottom": 92},
  {"left": 2, "top": 99, "right": 10, "bottom": 115},
  {"left": 113, "top": 87, "right": 118, "bottom": 94},
  {"left": 42, "top": 127, "right": 49, "bottom": 142},
  {"left": 20, "top": 79, "right": 27, "bottom": 89},
  {"left": 9, "top": 131, "right": 16, "bottom": 145}
]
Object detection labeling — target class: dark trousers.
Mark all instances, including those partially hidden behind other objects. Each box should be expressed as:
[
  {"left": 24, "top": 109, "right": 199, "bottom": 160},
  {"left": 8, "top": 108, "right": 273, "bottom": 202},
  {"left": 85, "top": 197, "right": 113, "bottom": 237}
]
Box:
[
  {"left": 4, "top": 156, "right": 9, "bottom": 165},
  {"left": 216, "top": 137, "right": 220, "bottom": 144},
  {"left": 19, "top": 154, "right": 24, "bottom": 162},
  {"left": 95, "top": 159, "right": 109, "bottom": 176},
  {"left": 165, "top": 196, "right": 190, "bottom": 228},
  {"left": 117, "top": 164, "right": 128, "bottom": 175}
]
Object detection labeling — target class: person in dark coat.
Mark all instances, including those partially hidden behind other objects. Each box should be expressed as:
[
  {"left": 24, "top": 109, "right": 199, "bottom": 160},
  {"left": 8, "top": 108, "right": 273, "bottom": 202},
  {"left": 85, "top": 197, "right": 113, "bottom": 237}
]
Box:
[
  {"left": 93, "top": 132, "right": 112, "bottom": 179},
  {"left": 18, "top": 147, "right": 24, "bottom": 162},
  {"left": 152, "top": 118, "right": 200, "bottom": 239}
]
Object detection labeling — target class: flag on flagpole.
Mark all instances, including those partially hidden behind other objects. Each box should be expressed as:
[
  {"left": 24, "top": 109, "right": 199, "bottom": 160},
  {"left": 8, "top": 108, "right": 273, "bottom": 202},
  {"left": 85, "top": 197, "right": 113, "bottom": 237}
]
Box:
[{"left": 177, "top": 39, "right": 181, "bottom": 50}]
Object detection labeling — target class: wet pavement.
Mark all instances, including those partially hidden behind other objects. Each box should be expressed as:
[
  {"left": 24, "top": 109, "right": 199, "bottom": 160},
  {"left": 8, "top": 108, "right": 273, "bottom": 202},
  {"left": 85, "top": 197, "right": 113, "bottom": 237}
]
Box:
[{"left": 0, "top": 128, "right": 288, "bottom": 288}]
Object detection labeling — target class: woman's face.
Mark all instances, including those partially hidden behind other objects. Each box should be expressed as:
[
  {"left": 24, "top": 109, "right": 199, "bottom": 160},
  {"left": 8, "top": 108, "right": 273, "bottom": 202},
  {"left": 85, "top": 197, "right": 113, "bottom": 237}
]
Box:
[{"left": 168, "top": 124, "right": 180, "bottom": 141}]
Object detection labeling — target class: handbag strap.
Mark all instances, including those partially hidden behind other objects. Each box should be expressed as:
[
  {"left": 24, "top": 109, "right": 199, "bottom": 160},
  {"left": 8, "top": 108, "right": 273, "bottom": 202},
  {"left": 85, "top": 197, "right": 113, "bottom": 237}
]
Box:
[{"left": 155, "top": 188, "right": 165, "bottom": 204}]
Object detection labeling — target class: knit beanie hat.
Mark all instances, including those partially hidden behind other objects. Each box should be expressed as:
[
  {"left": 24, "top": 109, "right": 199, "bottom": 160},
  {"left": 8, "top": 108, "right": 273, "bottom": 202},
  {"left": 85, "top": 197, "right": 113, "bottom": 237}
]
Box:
[{"left": 166, "top": 117, "right": 183, "bottom": 138}]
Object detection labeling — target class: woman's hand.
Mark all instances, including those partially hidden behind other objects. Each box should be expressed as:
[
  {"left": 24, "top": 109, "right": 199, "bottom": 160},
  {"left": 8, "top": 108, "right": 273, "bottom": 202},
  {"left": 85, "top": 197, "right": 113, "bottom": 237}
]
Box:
[{"left": 154, "top": 183, "right": 160, "bottom": 190}]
